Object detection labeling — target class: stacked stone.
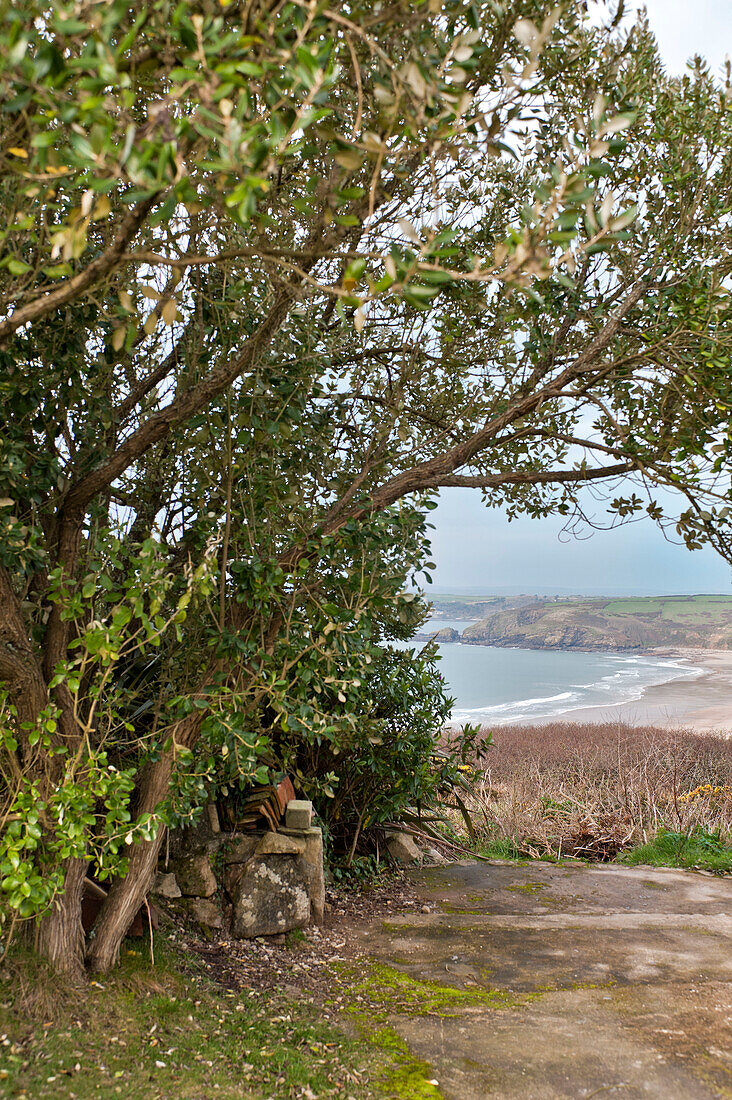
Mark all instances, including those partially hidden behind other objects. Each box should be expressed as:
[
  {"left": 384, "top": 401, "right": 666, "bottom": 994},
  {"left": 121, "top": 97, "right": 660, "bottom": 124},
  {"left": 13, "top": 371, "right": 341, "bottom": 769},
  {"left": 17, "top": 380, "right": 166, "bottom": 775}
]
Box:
[{"left": 153, "top": 800, "right": 325, "bottom": 938}]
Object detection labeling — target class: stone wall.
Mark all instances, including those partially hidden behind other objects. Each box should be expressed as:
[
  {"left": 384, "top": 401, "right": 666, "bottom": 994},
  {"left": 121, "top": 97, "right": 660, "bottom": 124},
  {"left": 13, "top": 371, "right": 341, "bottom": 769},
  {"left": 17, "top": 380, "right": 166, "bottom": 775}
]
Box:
[{"left": 155, "top": 806, "right": 325, "bottom": 938}]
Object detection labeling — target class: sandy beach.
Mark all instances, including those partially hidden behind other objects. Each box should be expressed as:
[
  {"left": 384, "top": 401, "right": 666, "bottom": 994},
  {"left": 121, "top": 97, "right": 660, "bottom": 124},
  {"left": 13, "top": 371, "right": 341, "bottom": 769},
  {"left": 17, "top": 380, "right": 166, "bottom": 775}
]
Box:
[{"left": 537, "top": 648, "right": 732, "bottom": 734}]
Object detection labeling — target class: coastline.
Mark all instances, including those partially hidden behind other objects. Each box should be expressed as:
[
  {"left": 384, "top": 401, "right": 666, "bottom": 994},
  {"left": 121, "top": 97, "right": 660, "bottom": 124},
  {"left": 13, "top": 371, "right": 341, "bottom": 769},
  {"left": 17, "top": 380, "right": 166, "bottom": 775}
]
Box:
[{"left": 522, "top": 647, "right": 732, "bottom": 734}]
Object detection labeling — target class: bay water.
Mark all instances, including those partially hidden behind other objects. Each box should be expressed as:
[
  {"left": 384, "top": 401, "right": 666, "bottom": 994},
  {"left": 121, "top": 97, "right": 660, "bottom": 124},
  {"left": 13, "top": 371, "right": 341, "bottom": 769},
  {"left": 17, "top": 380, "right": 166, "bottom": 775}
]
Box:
[{"left": 412, "top": 620, "right": 703, "bottom": 726}]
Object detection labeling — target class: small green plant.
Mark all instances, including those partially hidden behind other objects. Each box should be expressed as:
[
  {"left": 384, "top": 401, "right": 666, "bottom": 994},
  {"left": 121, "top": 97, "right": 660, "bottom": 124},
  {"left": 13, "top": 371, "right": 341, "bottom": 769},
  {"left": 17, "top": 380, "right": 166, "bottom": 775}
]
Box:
[
  {"left": 540, "top": 795, "right": 576, "bottom": 819},
  {"left": 620, "top": 828, "right": 732, "bottom": 873},
  {"left": 474, "top": 836, "right": 530, "bottom": 861},
  {"left": 329, "top": 853, "right": 390, "bottom": 887}
]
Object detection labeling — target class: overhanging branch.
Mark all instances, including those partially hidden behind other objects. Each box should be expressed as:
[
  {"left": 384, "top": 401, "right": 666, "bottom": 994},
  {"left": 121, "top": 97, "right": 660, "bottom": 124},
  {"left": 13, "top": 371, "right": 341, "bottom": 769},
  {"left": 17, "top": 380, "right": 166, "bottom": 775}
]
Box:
[
  {"left": 0, "top": 198, "right": 157, "bottom": 348},
  {"left": 436, "top": 463, "right": 636, "bottom": 489}
]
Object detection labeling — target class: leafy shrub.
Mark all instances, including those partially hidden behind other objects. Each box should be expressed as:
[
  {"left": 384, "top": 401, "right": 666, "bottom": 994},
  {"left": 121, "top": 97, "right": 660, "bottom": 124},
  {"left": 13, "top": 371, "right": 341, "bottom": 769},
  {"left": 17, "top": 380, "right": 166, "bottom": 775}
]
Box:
[{"left": 295, "top": 642, "right": 456, "bottom": 855}]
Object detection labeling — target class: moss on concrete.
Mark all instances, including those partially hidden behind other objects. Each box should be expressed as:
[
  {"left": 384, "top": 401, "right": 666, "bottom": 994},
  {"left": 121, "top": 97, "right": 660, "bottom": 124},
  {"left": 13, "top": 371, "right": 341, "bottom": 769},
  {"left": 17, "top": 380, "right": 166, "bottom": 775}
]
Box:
[
  {"left": 326, "top": 960, "right": 533, "bottom": 1098},
  {"left": 506, "top": 881, "right": 547, "bottom": 894},
  {"left": 435, "top": 905, "right": 488, "bottom": 916},
  {"left": 365, "top": 1026, "right": 442, "bottom": 1099},
  {"left": 334, "top": 959, "right": 520, "bottom": 1019}
]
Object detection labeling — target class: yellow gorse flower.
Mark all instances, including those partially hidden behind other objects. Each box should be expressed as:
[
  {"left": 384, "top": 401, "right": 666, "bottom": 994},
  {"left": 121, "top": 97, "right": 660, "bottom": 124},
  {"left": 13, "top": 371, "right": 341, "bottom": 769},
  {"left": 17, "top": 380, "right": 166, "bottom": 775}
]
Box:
[{"left": 678, "top": 783, "right": 732, "bottom": 804}]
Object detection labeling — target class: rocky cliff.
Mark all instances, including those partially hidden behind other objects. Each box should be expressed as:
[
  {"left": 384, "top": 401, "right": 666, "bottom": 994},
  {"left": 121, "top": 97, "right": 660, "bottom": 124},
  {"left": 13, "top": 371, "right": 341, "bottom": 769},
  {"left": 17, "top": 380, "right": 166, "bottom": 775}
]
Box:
[{"left": 460, "top": 596, "right": 732, "bottom": 651}]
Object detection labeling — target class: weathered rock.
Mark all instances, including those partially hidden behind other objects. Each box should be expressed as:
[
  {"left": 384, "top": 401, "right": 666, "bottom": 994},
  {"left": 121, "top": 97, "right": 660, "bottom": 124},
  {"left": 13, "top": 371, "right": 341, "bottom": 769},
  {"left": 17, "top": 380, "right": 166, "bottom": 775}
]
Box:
[
  {"left": 175, "top": 852, "right": 217, "bottom": 897},
  {"left": 167, "top": 802, "right": 221, "bottom": 860},
  {"left": 231, "top": 855, "right": 311, "bottom": 938},
  {"left": 255, "top": 832, "right": 305, "bottom": 857},
  {"left": 285, "top": 799, "right": 313, "bottom": 830},
  {"left": 220, "top": 834, "right": 258, "bottom": 864},
  {"left": 385, "top": 830, "right": 422, "bottom": 864},
  {"left": 205, "top": 803, "right": 221, "bottom": 834},
  {"left": 421, "top": 845, "right": 448, "bottom": 865},
  {"left": 223, "top": 862, "right": 245, "bottom": 897},
  {"left": 187, "top": 897, "right": 223, "bottom": 930},
  {"left": 152, "top": 871, "right": 181, "bottom": 898},
  {"left": 221, "top": 833, "right": 306, "bottom": 899},
  {"left": 281, "top": 826, "right": 325, "bottom": 924}
]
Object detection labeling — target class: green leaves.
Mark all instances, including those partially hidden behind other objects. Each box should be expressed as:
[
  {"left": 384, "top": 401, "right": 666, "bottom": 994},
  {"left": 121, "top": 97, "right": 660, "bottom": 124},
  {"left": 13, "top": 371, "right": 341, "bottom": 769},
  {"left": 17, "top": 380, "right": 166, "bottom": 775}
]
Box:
[{"left": 2, "top": 0, "right": 732, "bottom": 949}]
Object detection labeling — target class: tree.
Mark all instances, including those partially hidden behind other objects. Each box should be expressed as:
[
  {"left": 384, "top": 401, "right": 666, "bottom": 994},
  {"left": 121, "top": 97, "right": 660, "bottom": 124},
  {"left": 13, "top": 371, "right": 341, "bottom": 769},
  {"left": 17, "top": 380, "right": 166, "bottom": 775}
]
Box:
[{"left": 2, "top": 0, "right": 731, "bottom": 973}]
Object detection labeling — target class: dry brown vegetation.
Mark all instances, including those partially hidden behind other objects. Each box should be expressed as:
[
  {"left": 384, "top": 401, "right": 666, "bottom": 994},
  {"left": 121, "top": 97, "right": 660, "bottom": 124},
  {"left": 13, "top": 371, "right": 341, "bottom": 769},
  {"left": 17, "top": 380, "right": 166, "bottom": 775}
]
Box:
[{"left": 453, "top": 723, "right": 732, "bottom": 862}]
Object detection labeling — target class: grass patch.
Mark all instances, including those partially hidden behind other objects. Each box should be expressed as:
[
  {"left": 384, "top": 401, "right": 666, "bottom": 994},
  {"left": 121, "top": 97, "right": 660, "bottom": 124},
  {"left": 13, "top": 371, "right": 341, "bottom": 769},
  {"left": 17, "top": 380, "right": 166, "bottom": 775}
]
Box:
[
  {"left": 473, "top": 836, "right": 530, "bottom": 861},
  {"left": 603, "top": 598, "right": 664, "bottom": 615},
  {"left": 599, "top": 595, "right": 732, "bottom": 620},
  {"left": 619, "top": 828, "right": 732, "bottom": 874},
  {"left": 0, "top": 937, "right": 394, "bottom": 1099}
]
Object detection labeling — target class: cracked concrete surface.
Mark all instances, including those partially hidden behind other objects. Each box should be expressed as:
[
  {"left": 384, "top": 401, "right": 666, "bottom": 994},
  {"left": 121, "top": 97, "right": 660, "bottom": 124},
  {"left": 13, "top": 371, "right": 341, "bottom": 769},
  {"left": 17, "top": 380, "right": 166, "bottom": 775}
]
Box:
[{"left": 354, "top": 862, "right": 732, "bottom": 1098}]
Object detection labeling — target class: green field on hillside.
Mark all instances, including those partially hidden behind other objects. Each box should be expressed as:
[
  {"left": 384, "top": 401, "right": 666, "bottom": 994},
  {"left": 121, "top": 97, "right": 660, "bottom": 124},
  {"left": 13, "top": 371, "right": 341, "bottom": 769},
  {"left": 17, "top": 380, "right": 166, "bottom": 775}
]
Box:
[
  {"left": 442, "top": 593, "right": 732, "bottom": 651},
  {"left": 600, "top": 595, "right": 732, "bottom": 622},
  {"left": 434, "top": 594, "right": 732, "bottom": 622}
]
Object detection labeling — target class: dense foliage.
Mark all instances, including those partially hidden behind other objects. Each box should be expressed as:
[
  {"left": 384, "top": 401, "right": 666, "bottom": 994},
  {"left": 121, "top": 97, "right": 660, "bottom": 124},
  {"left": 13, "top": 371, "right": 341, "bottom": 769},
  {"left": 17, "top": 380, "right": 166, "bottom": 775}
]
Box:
[
  {"left": 1, "top": 0, "right": 731, "bottom": 972},
  {"left": 303, "top": 643, "right": 454, "bottom": 846}
]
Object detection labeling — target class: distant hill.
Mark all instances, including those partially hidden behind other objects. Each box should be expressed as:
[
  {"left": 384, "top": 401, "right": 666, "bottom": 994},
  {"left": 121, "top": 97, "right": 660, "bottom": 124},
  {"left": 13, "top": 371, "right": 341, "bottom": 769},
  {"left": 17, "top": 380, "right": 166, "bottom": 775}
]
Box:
[
  {"left": 428, "top": 595, "right": 541, "bottom": 619},
  {"left": 458, "top": 595, "right": 732, "bottom": 651}
]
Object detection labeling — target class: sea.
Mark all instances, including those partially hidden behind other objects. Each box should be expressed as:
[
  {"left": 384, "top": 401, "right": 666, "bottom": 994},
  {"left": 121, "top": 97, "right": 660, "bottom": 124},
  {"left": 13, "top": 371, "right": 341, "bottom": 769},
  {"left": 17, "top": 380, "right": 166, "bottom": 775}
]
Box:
[{"left": 409, "top": 620, "right": 704, "bottom": 727}]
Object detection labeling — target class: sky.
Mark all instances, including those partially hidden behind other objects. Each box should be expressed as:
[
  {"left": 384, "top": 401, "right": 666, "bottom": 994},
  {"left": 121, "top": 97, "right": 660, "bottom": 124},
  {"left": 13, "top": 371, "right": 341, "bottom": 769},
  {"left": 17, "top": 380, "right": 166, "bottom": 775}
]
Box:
[
  {"left": 429, "top": 2, "right": 732, "bottom": 597},
  {"left": 634, "top": 0, "right": 732, "bottom": 75}
]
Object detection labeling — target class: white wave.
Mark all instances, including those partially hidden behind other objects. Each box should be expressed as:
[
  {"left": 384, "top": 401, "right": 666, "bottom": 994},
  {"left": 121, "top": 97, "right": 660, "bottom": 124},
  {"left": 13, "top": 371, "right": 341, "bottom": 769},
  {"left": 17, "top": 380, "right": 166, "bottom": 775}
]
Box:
[
  {"left": 446, "top": 655, "right": 706, "bottom": 726},
  {"left": 450, "top": 691, "right": 581, "bottom": 725}
]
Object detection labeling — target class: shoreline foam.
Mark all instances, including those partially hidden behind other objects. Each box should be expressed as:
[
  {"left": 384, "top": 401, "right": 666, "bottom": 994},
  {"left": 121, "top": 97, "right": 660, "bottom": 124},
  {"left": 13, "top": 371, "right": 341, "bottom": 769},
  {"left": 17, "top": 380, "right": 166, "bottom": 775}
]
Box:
[
  {"left": 504, "top": 648, "right": 732, "bottom": 734},
  {"left": 443, "top": 646, "right": 732, "bottom": 734}
]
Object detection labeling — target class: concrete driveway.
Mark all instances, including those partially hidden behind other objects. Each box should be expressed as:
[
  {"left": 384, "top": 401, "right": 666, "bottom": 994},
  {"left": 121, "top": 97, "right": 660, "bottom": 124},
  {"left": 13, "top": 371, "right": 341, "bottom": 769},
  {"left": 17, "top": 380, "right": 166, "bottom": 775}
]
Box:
[{"left": 351, "top": 861, "right": 732, "bottom": 1099}]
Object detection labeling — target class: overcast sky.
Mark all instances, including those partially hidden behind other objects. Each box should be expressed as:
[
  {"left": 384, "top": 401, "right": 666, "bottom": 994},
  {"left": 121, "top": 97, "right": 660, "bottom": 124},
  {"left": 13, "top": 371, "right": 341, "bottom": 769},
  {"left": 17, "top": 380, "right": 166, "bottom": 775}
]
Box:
[{"left": 429, "top": 2, "right": 732, "bottom": 596}]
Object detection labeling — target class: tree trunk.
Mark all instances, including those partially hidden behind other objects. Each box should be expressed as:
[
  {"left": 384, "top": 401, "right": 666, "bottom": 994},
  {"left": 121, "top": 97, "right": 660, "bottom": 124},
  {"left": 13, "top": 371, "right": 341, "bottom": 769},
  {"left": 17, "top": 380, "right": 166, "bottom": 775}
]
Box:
[
  {"left": 85, "top": 749, "right": 176, "bottom": 973},
  {"left": 86, "top": 712, "right": 202, "bottom": 972},
  {"left": 35, "top": 857, "right": 87, "bottom": 977},
  {"left": 85, "top": 824, "right": 166, "bottom": 973}
]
